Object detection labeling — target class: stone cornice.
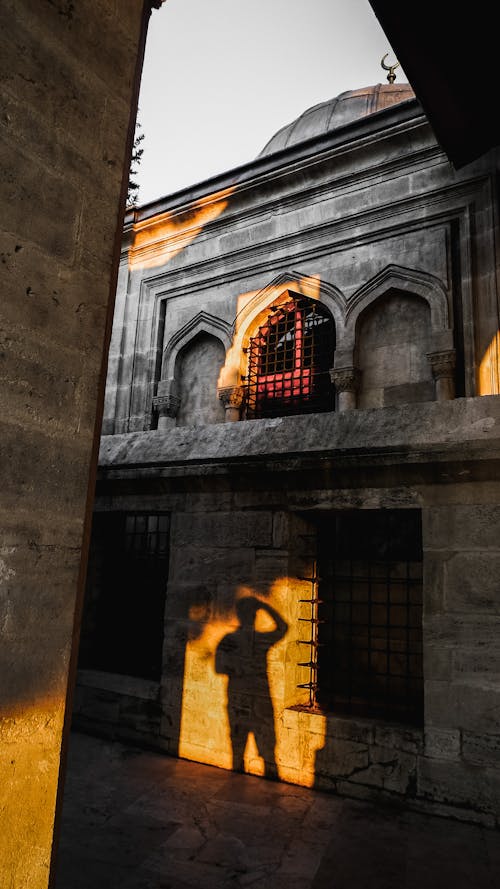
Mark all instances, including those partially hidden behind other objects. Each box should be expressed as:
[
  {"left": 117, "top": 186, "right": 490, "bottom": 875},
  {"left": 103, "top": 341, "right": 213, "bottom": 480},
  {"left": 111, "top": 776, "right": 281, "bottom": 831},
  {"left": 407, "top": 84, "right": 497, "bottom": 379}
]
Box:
[
  {"left": 125, "top": 141, "right": 442, "bottom": 265},
  {"left": 99, "top": 397, "right": 500, "bottom": 472},
  {"left": 129, "top": 102, "right": 428, "bottom": 224},
  {"left": 135, "top": 180, "right": 484, "bottom": 300}
]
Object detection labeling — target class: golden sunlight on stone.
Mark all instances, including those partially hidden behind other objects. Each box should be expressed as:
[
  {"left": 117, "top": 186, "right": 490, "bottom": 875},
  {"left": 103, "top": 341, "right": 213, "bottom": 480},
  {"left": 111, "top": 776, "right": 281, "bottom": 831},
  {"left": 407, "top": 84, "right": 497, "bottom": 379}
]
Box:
[
  {"left": 0, "top": 698, "right": 65, "bottom": 889},
  {"left": 479, "top": 330, "right": 500, "bottom": 395},
  {"left": 178, "top": 583, "right": 326, "bottom": 788},
  {"left": 128, "top": 186, "right": 235, "bottom": 270}
]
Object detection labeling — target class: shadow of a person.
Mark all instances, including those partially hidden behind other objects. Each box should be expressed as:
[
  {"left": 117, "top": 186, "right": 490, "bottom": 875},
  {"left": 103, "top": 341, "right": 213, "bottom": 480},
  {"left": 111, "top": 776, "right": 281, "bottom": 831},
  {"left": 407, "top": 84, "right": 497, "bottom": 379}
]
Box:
[{"left": 215, "top": 596, "right": 288, "bottom": 778}]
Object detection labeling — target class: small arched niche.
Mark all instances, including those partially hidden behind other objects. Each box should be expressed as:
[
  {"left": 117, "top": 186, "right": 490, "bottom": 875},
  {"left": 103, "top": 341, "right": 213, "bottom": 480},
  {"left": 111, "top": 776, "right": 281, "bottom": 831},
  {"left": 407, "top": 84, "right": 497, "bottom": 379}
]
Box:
[
  {"left": 176, "top": 332, "right": 226, "bottom": 426},
  {"left": 356, "top": 290, "right": 434, "bottom": 408}
]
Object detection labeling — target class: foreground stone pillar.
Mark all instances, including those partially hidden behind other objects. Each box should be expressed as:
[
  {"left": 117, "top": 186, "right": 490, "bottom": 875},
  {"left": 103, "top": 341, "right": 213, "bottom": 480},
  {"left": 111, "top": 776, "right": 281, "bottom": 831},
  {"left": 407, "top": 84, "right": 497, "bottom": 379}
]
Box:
[
  {"left": 0, "top": 3, "right": 156, "bottom": 887},
  {"left": 428, "top": 349, "right": 456, "bottom": 401},
  {"left": 330, "top": 366, "right": 360, "bottom": 411}
]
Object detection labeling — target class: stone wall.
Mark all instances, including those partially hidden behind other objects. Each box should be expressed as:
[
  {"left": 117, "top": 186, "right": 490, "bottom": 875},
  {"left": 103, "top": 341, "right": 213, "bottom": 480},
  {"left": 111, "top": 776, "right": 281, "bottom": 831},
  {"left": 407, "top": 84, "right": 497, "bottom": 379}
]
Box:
[
  {"left": 0, "top": 2, "right": 152, "bottom": 886},
  {"left": 76, "top": 397, "right": 500, "bottom": 824}
]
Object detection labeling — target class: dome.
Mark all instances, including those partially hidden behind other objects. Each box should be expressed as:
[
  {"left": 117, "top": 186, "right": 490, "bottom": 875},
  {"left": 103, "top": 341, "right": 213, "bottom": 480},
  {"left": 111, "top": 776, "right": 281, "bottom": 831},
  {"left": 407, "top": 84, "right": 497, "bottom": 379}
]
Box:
[{"left": 259, "top": 83, "right": 415, "bottom": 157}]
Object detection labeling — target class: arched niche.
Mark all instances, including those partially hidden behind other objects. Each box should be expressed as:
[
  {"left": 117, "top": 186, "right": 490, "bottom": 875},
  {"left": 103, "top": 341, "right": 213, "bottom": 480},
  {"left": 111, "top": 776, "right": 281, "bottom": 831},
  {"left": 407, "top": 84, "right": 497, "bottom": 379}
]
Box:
[
  {"left": 356, "top": 289, "right": 434, "bottom": 408},
  {"left": 161, "top": 311, "right": 232, "bottom": 383},
  {"left": 343, "top": 264, "right": 451, "bottom": 352},
  {"left": 176, "top": 332, "right": 226, "bottom": 426}
]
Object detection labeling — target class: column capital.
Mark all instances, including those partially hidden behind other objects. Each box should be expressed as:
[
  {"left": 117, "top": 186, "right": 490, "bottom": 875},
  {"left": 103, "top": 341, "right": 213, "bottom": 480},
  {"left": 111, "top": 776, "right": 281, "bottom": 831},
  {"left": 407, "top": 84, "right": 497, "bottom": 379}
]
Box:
[
  {"left": 427, "top": 349, "right": 456, "bottom": 401},
  {"left": 329, "top": 366, "right": 360, "bottom": 393},
  {"left": 427, "top": 349, "right": 456, "bottom": 379},
  {"left": 218, "top": 386, "right": 245, "bottom": 409},
  {"left": 152, "top": 393, "right": 180, "bottom": 418},
  {"left": 218, "top": 386, "right": 245, "bottom": 421}
]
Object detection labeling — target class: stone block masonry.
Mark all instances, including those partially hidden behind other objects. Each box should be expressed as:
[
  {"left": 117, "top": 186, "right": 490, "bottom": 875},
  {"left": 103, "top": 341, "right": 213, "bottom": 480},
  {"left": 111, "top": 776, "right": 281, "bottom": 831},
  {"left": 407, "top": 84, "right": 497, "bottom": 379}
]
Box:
[{"left": 0, "top": 2, "right": 154, "bottom": 887}]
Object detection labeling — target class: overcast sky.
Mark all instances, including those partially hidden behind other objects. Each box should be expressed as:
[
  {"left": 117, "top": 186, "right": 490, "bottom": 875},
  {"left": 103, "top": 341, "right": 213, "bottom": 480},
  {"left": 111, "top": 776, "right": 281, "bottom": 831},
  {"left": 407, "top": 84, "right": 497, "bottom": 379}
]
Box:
[{"left": 135, "top": 0, "right": 407, "bottom": 205}]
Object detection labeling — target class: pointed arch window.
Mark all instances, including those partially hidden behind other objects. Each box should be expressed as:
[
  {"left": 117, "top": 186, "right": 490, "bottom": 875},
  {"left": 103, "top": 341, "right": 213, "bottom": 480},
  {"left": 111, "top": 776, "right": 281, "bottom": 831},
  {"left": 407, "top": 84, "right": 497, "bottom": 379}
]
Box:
[{"left": 245, "top": 295, "right": 335, "bottom": 419}]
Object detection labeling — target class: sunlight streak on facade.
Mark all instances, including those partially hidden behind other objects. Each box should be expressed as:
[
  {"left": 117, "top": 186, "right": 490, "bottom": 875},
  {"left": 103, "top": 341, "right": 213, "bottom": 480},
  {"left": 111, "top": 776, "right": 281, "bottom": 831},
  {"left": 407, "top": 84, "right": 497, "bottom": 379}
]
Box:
[{"left": 479, "top": 331, "right": 500, "bottom": 394}]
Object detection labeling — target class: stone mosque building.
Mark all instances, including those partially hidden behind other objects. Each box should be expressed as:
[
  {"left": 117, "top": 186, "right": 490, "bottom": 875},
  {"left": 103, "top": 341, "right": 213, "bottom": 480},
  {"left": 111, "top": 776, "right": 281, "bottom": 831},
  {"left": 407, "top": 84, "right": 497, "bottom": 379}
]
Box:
[{"left": 75, "top": 72, "right": 500, "bottom": 822}]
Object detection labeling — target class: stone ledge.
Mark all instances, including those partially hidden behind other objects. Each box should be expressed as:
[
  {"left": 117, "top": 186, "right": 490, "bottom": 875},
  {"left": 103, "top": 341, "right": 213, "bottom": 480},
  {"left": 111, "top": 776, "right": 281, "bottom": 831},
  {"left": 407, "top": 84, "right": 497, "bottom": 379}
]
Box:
[{"left": 99, "top": 397, "right": 500, "bottom": 470}]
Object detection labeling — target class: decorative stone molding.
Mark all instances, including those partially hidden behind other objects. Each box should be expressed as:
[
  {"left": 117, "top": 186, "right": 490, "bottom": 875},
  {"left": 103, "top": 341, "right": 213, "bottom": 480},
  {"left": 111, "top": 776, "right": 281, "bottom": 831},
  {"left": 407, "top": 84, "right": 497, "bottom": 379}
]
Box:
[
  {"left": 330, "top": 366, "right": 360, "bottom": 411},
  {"left": 218, "top": 386, "right": 245, "bottom": 422},
  {"left": 427, "top": 349, "right": 456, "bottom": 401},
  {"left": 152, "top": 393, "right": 181, "bottom": 429}
]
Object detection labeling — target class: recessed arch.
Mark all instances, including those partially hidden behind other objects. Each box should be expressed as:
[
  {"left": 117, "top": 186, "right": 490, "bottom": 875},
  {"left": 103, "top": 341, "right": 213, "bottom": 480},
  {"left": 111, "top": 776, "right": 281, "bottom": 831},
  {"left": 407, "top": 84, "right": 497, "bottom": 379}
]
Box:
[
  {"left": 219, "top": 271, "right": 343, "bottom": 390},
  {"left": 344, "top": 264, "right": 451, "bottom": 351},
  {"left": 234, "top": 270, "right": 346, "bottom": 341},
  {"left": 356, "top": 289, "right": 434, "bottom": 408},
  {"left": 245, "top": 295, "right": 336, "bottom": 419},
  {"left": 161, "top": 311, "right": 232, "bottom": 382},
  {"left": 175, "top": 331, "right": 226, "bottom": 426}
]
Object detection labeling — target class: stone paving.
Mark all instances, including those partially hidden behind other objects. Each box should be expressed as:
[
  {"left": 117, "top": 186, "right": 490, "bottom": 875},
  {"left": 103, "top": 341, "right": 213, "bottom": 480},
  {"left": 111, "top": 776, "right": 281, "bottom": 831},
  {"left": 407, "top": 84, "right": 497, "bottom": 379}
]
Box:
[{"left": 54, "top": 731, "right": 500, "bottom": 889}]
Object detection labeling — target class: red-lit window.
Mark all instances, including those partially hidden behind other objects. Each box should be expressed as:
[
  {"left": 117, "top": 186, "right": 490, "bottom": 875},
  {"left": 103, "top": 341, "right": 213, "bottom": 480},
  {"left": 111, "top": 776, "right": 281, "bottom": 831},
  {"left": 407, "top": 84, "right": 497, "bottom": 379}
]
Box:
[{"left": 245, "top": 296, "right": 335, "bottom": 419}]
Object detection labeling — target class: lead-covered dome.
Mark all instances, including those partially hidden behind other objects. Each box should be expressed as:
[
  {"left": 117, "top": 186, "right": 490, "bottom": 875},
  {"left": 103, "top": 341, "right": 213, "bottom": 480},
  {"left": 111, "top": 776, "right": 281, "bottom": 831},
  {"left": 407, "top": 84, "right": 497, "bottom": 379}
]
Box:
[{"left": 259, "top": 83, "right": 415, "bottom": 156}]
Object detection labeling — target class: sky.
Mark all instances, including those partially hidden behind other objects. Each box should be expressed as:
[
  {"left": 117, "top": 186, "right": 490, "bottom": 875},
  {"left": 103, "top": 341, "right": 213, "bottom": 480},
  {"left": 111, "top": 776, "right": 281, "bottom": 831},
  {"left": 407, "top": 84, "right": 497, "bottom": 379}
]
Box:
[{"left": 135, "top": 0, "right": 407, "bottom": 206}]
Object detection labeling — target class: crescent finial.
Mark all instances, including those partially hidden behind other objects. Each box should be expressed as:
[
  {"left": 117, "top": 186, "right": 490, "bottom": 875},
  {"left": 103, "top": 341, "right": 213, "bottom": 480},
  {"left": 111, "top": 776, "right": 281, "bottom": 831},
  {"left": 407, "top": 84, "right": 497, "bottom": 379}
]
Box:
[{"left": 381, "top": 53, "right": 400, "bottom": 84}]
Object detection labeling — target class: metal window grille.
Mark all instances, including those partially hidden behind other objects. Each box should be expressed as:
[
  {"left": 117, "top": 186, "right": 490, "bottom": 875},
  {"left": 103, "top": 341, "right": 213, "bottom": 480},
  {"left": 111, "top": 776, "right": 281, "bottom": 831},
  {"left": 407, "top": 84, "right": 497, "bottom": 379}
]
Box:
[
  {"left": 80, "top": 512, "right": 170, "bottom": 681},
  {"left": 124, "top": 513, "right": 170, "bottom": 558},
  {"left": 245, "top": 296, "right": 335, "bottom": 419},
  {"left": 298, "top": 510, "right": 423, "bottom": 726},
  {"left": 297, "top": 557, "right": 321, "bottom": 708}
]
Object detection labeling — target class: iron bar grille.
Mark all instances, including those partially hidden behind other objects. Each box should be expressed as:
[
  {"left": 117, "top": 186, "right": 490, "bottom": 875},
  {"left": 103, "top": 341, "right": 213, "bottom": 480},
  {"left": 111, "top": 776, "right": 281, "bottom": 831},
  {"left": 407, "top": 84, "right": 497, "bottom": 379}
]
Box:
[
  {"left": 297, "top": 559, "right": 322, "bottom": 707},
  {"left": 300, "top": 510, "right": 423, "bottom": 726},
  {"left": 245, "top": 295, "right": 335, "bottom": 419},
  {"left": 124, "top": 514, "right": 170, "bottom": 558},
  {"left": 79, "top": 512, "right": 170, "bottom": 681}
]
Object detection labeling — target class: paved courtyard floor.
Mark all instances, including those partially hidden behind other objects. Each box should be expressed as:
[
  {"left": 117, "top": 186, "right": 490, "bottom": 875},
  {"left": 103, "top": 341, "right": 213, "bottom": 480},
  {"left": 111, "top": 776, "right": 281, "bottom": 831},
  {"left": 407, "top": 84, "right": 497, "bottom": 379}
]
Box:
[{"left": 54, "top": 731, "right": 500, "bottom": 889}]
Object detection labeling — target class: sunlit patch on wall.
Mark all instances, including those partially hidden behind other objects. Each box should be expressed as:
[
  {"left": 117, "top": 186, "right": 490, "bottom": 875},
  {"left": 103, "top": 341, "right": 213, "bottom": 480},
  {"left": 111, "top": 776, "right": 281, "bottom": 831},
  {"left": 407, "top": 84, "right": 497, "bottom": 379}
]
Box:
[
  {"left": 0, "top": 696, "right": 66, "bottom": 886},
  {"left": 178, "top": 615, "right": 234, "bottom": 769},
  {"left": 243, "top": 732, "right": 266, "bottom": 776},
  {"left": 479, "top": 330, "right": 500, "bottom": 394},
  {"left": 178, "top": 581, "right": 327, "bottom": 788},
  {"left": 277, "top": 707, "right": 327, "bottom": 788},
  {"left": 128, "top": 186, "right": 235, "bottom": 270}
]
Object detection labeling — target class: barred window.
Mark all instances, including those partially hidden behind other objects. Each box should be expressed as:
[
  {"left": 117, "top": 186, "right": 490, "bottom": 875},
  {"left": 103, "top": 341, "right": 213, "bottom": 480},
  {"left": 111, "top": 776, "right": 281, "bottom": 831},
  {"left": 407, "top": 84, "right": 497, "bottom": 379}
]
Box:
[
  {"left": 245, "top": 295, "right": 335, "bottom": 419},
  {"left": 298, "top": 510, "right": 423, "bottom": 726},
  {"left": 79, "top": 513, "right": 170, "bottom": 681}
]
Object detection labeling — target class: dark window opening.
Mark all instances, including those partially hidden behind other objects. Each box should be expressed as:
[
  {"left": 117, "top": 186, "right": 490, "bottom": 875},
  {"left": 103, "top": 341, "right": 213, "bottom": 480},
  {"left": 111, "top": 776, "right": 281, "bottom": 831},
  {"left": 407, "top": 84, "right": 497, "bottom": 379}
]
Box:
[
  {"left": 245, "top": 295, "right": 335, "bottom": 419},
  {"left": 78, "top": 512, "right": 170, "bottom": 681},
  {"left": 299, "top": 510, "right": 423, "bottom": 726}
]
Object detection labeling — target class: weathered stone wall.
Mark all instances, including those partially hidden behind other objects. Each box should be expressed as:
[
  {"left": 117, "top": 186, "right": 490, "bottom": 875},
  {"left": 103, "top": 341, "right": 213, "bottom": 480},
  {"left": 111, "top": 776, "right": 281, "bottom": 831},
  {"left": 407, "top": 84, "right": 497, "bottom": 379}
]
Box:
[
  {"left": 76, "top": 397, "right": 500, "bottom": 824},
  {"left": 421, "top": 497, "right": 500, "bottom": 817},
  {"left": 0, "top": 2, "right": 151, "bottom": 886},
  {"left": 103, "top": 103, "right": 500, "bottom": 435}
]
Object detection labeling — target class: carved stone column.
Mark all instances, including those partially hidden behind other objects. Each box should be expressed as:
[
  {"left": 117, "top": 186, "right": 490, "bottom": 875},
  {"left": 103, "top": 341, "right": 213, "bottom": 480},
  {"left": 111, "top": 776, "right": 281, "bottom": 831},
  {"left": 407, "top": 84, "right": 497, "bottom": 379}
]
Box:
[
  {"left": 152, "top": 393, "right": 180, "bottom": 430},
  {"left": 427, "top": 349, "right": 456, "bottom": 401},
  {"left": 218, "top": 386, "right": 244, "bottom": 422},
  {"left": 330, "top": 366, "right": 360, "bottom": 411}
]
